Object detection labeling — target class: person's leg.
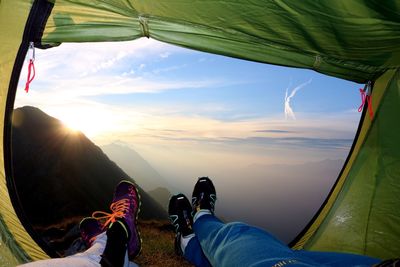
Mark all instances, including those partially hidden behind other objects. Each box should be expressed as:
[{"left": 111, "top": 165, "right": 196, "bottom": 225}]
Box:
[
  {"left": 194, "top": 214, "right": 318, "bottom": 267},
  {"left": 93, "top": 180, "right": 142, "bottom": 263},
  {"left": 183, "top": 236, "right": 212, "bottom": 267},
  {"left": 87, "top": 180, "right": 142, "bottom": 267},
  {"left": 17, "top": 233, "right": 107, "bottom": 267},
  {"left": 169, "top": 193, "right": 211, "bottom": 267},
  {"left": 100, "top": 220, "right": 129, "bottom": 267},
  {"left": 19, "top": 181, "right": 141, "bottom": 267},
  {"left": 84, "top": 189, "right": 138, "bottom": 267},
  {"left": 18, "top": 231, "right": 137, "bottom": 267},
  {"left": 190, "top": 177, "right": 382, "bottom": 267},
  {"left": 191, "top": 177, "right": 319, "bottom": 267},
  {"left": 294, "top": 250, "right": 381, "bottom": 266}
]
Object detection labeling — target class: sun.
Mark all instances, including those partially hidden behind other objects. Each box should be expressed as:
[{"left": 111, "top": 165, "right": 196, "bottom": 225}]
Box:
[
  {"left": 54, "top": 107, "right": 116, "bottom": 138},
  {"left": 63, "top": 117, "right": 103, "bottom": 137}
]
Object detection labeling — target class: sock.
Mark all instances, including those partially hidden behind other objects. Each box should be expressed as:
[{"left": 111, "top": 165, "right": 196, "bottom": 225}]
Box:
[
  {"left": 180, "top": 233, "right": 195, "bottom": 254},
  {"left": 193, "top": 209, "right": 212, "bottom": 223},
  {"left": 100, "top": 220, "right": 129, "bottom": 267}
]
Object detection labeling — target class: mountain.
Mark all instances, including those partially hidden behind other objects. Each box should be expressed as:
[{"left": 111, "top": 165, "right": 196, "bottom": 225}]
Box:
[
  {"left": 11, "top": 106, "right": 167, "bottom": 256},
  {"left": 101, "top": 142, "right": 169, "bottom": 192}
]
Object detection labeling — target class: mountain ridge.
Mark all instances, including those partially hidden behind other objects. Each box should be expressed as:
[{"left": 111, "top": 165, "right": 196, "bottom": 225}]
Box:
[
  {"left": 11, "top": 106, "right": 167, "bottom": 256},
  {"left": 101, "top": 142, "right": 170, "bottom": 192}
]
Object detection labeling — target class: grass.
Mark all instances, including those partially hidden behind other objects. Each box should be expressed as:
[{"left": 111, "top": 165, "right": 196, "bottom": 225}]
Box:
[{"left": 135, "top": 220, "right": 194, "bottom": 267}]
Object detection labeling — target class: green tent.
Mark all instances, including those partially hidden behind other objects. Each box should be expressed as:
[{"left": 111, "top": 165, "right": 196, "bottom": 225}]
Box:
[{"left": 1, "top": 0, "right": 399, "bottom": 264}]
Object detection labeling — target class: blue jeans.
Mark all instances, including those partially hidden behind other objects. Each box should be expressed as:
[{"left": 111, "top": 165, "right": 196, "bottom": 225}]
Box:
[{"left": 184, "top": 214, "right": 381, "bottom": 267}]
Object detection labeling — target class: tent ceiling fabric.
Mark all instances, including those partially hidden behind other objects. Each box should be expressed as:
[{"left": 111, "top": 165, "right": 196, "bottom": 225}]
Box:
[{"left": 41, "top": 0, "right": 400, "bottom": 83}]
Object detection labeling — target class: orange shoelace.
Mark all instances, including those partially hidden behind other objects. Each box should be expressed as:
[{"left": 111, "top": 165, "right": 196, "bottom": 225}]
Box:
[{"left": 92, "top": 198, "right": 130, "bottom": 230}]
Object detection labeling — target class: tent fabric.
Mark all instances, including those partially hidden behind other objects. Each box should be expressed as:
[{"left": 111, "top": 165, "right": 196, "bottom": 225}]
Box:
[
  {"left": 0, "top": 0, "right": 49, "bottom": 263},
  {"left": 0, "top": 0, "right": 400, "bottom": 263},
  {"left": 40, "top": 1, "right": 400, "bottom": 83},
  {"left": 293, "top": 69, "right": 400, "bottom": 259}
]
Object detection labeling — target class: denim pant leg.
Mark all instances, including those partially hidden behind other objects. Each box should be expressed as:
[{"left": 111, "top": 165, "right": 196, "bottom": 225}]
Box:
[
  {"left": 184, "top": 237, "right": 212, "bottom": 267},
  {"left": 193, "top": 215, "right": 318, "bottom": 267},
  {"left": 294, "top": 250, "right": 381, "bottom": 267}
]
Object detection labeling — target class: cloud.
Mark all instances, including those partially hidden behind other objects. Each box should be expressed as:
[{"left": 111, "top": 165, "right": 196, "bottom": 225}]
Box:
[
  {"left": 21, "top": 38, "right": 179, "bottom": 80},
  {"left": 17, "top": 38, "right": 233, "bottom": 105},
  {"left": 92, "top": 109, "right": 359, "bottom": 146},
  {"left": 133, "top": 135, "right": 352, "bottom": 150},
  {"left": 284, "top": 79, "right": 312, "bottom": 120},
  {"left": 16, "top": 76, "right": 224, "bottom": 106},
  {"left": 160, "top": 52, "right": 171, "bottom": 58},
  {"left": 152, "top": 64, "right": 187, "bottom": 74},
  {"left": 254, "top": 129, "right": 296, "bottom": 133},
  {"left": 138, "top": 63, "right": 146, "bottom": 70},
  {"left": 95, "top": 110, "right": 358, "bottom": 171},
  {"left": 122, "top": 69, "right": 135, "bottom": 76},
  {"left": 226, "top": 136, "right": 353, "bottom": 150}
]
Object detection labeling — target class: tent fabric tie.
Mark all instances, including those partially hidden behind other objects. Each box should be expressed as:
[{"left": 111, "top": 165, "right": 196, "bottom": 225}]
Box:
[
  {"left": 139, "top": 16, "right": 150, "bottom": 38},
  {"left": 25, "top": 42, "right": 35, "bottom": 93},
  {"left": 358, "top": 82, "right": 374, "bottom": 120}
]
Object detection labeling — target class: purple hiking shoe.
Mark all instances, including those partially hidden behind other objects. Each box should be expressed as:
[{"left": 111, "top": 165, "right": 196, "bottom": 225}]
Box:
[
  {"left": 92, "top": 180, "right": 142, "bottom": 259},
  {"left": 79, "top": 217, "right": 104, "bottom": 248},
  {"left": 111, "top": 180, "right": 142, "bottom": 260}
]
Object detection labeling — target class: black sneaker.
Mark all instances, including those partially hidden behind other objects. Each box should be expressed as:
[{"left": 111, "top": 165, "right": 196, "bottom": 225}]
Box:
[
  {"left": 192, "top": 177, "right": 217, "bottom": 213},
  {"left": 168, "top": 193, "right": 194, "bottom": 255}
]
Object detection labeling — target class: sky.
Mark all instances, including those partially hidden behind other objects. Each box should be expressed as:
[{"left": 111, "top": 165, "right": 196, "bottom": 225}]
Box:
[
  {"left": 15, "top": 38, "right": 362, "bottom": 163},
  {"left": 15, "top": 38, "right": 364, "bottom": 241}
]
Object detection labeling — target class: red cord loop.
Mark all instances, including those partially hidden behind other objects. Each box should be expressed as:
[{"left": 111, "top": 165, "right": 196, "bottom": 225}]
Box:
[
  {"left": 25, "top": 59, "right": 35, "bottom": 93},
  {"left": 358, "top": 88, "right": 366, "bottom": 112},
  {"left": 358, "top": 84, "right": 374, "bottom": 120}
]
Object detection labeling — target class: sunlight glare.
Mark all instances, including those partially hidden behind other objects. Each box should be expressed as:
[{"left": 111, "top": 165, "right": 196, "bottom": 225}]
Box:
[{"left": 54, "top": 107, "right": 120, "bottom": 138}]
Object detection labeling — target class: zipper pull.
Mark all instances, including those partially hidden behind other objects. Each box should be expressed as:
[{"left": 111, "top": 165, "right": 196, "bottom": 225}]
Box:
[
  {"left": 358, "top": 81, "right": 373, "bottom": 120},
  {"left": 24, "top": 42, "right": 36, "bottom": 93}
]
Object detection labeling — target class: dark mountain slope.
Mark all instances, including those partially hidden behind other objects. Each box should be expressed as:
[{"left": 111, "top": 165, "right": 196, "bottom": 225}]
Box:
[{"left": 11, "top": 106, "right": 167, "bottom": 255}]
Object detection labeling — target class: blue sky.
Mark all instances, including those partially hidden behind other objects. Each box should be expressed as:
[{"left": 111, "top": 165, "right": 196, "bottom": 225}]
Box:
[
  {"left": 89, "top": 45, "right": 359, "bottom": 118},
  {"left": 16, "top": 38, "right": 362, "bottom": 168}
]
